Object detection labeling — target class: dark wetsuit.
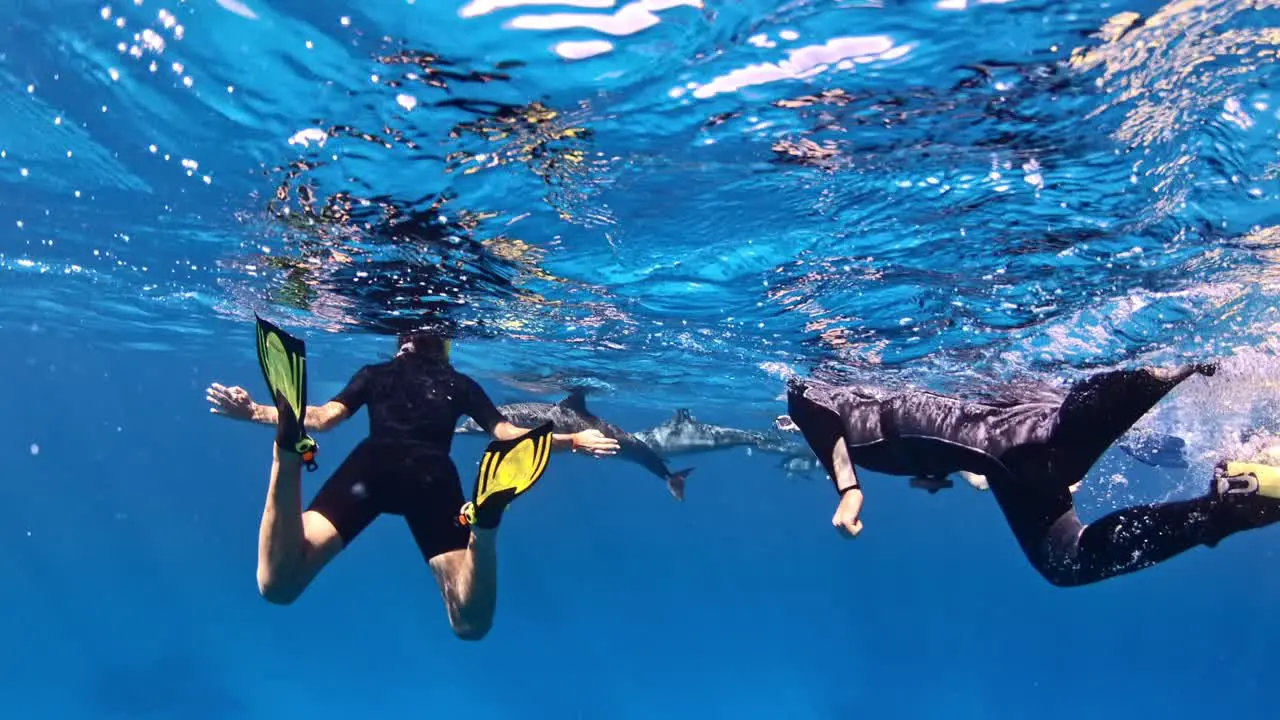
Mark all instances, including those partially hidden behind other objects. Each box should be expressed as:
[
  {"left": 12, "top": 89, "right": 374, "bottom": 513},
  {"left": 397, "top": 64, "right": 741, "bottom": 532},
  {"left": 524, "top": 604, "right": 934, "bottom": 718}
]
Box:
[
  {"left": 788, "top": 367, "right": 1280, "bottom": 587},
  {"left": 307, "top": 354, "right": 506, "bottom": 561}
]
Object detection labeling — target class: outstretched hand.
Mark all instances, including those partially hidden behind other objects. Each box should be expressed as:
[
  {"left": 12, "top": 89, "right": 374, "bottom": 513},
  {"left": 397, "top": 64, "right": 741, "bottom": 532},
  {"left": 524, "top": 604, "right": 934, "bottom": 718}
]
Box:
[
  {"left": 207, "top": 383, "right": 257, "bottom": 421},
  {"left": 572, "top": 429, "right": 620, "bottom": 457}
]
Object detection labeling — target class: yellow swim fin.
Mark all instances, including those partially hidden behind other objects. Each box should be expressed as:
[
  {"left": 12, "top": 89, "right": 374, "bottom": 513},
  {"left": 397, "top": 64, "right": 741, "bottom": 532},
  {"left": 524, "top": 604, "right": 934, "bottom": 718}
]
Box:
[
  {"left": 1215, "top": 461, "right": 1280, "bottom": 500},
  {"left": 458, "top": 421, "right": 555, "bottom": 529}
]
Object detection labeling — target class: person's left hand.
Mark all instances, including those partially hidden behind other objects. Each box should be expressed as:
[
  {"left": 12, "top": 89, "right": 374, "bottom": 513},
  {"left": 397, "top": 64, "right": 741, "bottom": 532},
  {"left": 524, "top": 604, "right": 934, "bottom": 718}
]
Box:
[
  {"left": 832, "top": 489, "right": 864, "bottom": 538},
  {"left": 572, "top": 429, "right": 620, "bottom": 457}
]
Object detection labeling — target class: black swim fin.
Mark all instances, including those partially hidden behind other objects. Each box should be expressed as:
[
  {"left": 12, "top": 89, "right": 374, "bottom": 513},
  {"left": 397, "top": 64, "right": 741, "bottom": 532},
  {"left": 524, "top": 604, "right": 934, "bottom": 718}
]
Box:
[
  {"left": 255, "top": 314, "right": 319, "bottom": 471},
  {"left": 458, "top": 422, "right": 555, "bottom": 530}
]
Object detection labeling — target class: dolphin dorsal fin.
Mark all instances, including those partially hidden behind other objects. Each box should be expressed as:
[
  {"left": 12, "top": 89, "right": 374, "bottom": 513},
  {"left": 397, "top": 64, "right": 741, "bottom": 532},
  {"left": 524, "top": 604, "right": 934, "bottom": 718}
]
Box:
[
  {"left": 559, "top": 388, "right": 593, "bottom": 416},
  {"left": 674, "top": 408, "right": 695, "bottom": 424}
]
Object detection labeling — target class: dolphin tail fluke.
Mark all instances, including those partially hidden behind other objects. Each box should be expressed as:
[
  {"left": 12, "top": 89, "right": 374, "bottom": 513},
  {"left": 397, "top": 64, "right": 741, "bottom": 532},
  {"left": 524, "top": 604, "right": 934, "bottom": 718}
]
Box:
[{"left": 666, "top": 468, "right": 693, "bottom": 502}]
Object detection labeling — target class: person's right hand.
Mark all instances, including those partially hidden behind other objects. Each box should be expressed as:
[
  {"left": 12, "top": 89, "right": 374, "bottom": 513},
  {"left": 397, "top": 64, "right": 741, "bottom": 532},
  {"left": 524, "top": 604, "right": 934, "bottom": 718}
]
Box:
[
  {"left": 832, "top": 488, "right": 864, "bottom": 539},
  {"left": 207, "top": 383, "right": 257, "bottom": 421},
  {"left": 571, "top": 429, "right": 620, "bottom": 457}
]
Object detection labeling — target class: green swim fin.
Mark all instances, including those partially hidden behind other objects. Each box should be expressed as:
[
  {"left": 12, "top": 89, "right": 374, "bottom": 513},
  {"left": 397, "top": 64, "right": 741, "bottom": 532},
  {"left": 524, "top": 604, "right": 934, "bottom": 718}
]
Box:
[
  {"left": 457, "top": 421, "right": 555, "bottom": 530},
  {"left": 254, "top": 314, "right": 319, "bottom": 471}
]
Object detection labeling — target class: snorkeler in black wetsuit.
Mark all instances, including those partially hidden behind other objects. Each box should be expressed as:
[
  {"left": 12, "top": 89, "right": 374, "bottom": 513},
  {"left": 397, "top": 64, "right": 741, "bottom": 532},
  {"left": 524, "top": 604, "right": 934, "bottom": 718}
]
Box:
[
  {"left": 206, "top": 332, "right": 618, "bottom": 639},
  {"left": 781, "top": 364, "right": 1280, "bottom": 587}
]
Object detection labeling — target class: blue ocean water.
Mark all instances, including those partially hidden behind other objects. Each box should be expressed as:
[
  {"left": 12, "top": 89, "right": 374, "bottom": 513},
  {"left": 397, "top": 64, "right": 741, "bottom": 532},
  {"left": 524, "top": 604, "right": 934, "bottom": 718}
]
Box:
[{"left": 4, "top": 0, "right": 1280, "bottom": 717}]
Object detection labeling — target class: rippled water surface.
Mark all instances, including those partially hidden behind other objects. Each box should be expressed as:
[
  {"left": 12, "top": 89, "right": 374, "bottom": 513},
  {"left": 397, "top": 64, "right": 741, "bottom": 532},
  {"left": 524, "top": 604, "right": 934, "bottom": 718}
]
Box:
[{"left": 5, "top": 0, "right": 1280, "bottom": 409}]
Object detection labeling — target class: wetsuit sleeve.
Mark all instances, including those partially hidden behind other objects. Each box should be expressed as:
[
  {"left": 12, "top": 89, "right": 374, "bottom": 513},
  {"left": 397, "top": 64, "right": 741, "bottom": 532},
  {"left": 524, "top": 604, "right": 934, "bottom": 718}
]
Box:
[
  {"left": 331, "top": 366, "right": 373, "bottom": 414},
  {"left": 787, "top": 382, "right": 859, "bottom": 493},
  {"left": 460, "top": 374, "right": 507, "bottom": 433}
]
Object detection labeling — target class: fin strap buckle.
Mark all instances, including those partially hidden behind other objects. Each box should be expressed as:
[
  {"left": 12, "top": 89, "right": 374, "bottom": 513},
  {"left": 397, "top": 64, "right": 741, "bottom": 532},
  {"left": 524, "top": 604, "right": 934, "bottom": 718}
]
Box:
[
  {"left": 457, "top": 501, "right": 477, "bottom": 528},
  {"left": 295, "top": 436, "right": 319, "bottom": 472}
]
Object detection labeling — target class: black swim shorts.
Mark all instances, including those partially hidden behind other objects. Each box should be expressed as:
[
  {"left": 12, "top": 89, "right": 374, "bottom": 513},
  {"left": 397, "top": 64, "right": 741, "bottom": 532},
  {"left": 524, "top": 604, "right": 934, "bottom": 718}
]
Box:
[{"left": 306, "top": 439, "right": 471, "bottom": 561}]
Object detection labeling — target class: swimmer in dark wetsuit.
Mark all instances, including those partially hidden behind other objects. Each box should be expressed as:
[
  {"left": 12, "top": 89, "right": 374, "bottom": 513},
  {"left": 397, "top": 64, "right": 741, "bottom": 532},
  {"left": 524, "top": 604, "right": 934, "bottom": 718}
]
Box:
[
  {"left": 205, "top": 331, "right": 619, "bottom": 639},
  {"left": 780, "top": 364, "right": 1280, "bottom": 587}
]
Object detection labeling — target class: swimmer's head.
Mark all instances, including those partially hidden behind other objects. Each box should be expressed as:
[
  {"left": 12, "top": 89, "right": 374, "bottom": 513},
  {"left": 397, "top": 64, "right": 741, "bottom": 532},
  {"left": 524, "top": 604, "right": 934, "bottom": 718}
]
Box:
[{"left": 396, "top": 330, "right": 451, "bottom": 363}]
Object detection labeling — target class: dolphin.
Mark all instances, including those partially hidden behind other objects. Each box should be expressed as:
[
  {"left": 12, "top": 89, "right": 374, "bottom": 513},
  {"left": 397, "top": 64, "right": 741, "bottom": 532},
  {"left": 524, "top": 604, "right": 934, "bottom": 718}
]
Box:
[
  {"left": 631, "top": 408, "right": 799, "bottom": 457},
  {"left": 635, "top": 409, "right": 847, "bottom": 484},
  {"left": 778, "top": 452, "right": 823, "bottom": 477},
  {"left": 457, "top": 390, "right": 693, "bottom": 501}
]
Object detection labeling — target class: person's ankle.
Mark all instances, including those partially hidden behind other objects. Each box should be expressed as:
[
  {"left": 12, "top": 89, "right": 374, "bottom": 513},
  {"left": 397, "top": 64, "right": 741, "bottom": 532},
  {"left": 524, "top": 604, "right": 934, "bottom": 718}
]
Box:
[
  {"left": 470, "top": 526, "right": 498, "bottom": 547},
  {"left": 273, "top": 443, "right": 303, "bottom": 467}
]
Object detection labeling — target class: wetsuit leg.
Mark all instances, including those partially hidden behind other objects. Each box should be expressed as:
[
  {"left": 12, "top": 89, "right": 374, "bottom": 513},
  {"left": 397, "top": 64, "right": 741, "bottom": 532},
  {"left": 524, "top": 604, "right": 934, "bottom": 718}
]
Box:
[
  {"left": 1045, "top": 494, "right": 1280, "bottom": 585},
  {"left": 985, "top": 364, "right": 1280, "bottom": 586},
  {"left": 392, "top": 450, "right": 472, "bottom": 562},
  {"left": 1049, "top": 365, "right": 1209, "bottom": 487},
  {"left": 306, "top": 440, "right": 385, "bottom": 546},
  {"left": 986, "top": 460, "right": 1280, "bottom": 586}
]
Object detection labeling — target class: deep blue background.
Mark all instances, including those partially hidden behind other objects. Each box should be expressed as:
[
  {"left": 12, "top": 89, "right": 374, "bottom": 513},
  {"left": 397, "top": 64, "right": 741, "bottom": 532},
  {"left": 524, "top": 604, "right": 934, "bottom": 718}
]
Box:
[
  {"left": 4, "top": 0, "right": 1280, "bottom": 716},
  {"left": 2, "top": 322, "right": 1277, "bottom": 719}
]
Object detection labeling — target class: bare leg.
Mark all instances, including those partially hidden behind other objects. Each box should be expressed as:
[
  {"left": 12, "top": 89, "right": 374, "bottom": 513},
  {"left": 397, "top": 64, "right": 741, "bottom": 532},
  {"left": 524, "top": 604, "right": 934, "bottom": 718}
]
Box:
[
  {"left": 427, "top": 527, "right": 499, "bottom": 640},
  {"left": 256, "top": 445, "right": 345, "bottom": 604}
]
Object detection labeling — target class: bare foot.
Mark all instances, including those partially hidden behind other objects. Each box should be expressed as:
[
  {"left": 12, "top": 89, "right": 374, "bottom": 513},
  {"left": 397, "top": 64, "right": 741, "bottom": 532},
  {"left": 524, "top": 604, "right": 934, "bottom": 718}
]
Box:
[{"left": 958, "top": 471, "right": 989, "bottom": 491}]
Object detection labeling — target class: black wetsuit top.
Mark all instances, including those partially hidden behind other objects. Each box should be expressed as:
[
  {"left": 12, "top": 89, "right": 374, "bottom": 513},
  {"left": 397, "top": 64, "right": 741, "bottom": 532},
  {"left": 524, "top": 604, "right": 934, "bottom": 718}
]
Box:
[
  {"left": 306, "top": 354, "right": 508, "bottom": 560},
  {"left": 787, "top": 367, "right": 1280, "bottom": 587},
  {"left": 332, "top": 355, "right": 505, "bottom": 448},
  {"left": 789, "top": 380, "right": 1061, "bottom": 485}
]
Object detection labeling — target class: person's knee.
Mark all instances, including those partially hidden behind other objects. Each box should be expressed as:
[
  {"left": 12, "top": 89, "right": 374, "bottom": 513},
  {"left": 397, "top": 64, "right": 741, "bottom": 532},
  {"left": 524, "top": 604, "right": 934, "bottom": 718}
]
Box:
[
  {"left": 450, "top": 617, "right": 492, "bottom": 641},
  {"left": 257, "top": 570, "right": 302, "bottom": 606},
  {"left": 1026, "top": 512, "right": 1091, "bottom": 587},
  {"left": 1030, "top": 553, "right": 1085, "bottom": 588},
  {"left": 1037, "top": 564, "right": 1080, "bottom": 588}
]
